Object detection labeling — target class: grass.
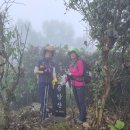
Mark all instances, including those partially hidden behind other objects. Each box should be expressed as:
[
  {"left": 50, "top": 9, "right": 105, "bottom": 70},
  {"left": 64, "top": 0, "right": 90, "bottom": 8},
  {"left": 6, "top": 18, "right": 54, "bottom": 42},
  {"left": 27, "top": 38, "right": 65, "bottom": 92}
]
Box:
[{"left": 38, "top": 122, "right": 80, "bottom": 130}]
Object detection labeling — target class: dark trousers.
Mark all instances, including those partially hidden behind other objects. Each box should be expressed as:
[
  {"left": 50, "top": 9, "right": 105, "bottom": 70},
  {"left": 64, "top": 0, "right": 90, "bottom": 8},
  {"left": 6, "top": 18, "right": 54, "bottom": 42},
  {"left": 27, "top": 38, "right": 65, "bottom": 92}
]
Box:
[
  {"left": 73, "top": 86, "right": 87, "bottom": 121},
  {"left": 38, "top": 82, "right": 54, "bottom": 117}
]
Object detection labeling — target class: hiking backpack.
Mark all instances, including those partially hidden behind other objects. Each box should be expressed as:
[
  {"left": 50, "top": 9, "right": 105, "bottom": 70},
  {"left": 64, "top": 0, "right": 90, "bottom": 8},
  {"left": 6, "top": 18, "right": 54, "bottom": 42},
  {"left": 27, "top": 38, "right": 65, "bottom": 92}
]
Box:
[{"left": 82, "top": 59, "right": 91, "bottom": 84}]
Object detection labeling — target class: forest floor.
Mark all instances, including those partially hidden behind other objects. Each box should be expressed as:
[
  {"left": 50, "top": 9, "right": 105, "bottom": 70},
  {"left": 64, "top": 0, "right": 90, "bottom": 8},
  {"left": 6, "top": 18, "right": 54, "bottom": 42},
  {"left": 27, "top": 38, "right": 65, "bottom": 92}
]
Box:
[
  {"left": 8, "top": 103, "right": 86, "bottom": 130},
  {"left": 5, "top": 102, "right": 128, "bottom": 130}
]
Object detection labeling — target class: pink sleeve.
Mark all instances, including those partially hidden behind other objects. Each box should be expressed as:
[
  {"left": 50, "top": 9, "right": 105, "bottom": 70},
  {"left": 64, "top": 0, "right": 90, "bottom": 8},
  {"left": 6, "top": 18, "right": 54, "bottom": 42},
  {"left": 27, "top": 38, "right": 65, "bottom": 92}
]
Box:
[{"left": 71, "top": 60, "right": 84, "bottom": 77}]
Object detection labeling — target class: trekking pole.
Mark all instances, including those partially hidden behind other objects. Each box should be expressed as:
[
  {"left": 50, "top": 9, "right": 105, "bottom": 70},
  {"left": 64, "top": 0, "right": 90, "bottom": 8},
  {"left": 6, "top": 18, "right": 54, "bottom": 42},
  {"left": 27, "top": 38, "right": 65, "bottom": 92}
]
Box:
[
  {"left": 68, "top": 76, "right": 75, "bottom": 123},
  {"left": 45, "top": 82, "right": 49, "bottom": 118},
  {"left": 41, "top": 84, "right": 47, "bottom": 121},
  {"left": 41, "top": 76, "right": 50, "bottom": 122}
]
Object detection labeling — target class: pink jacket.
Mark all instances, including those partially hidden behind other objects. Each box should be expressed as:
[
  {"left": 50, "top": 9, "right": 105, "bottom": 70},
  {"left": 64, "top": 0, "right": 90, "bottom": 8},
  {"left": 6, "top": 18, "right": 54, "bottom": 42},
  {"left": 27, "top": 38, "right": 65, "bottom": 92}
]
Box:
[{"left": 66, "top": 59, "right": 85, "bottom": 87}]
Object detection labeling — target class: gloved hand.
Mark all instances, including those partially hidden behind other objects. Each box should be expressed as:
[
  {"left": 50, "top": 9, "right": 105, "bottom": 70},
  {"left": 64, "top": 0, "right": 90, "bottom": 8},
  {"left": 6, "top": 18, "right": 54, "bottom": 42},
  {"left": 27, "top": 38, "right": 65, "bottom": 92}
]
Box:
[
  {"left": 52, "top": 79, "right": 58, "bottom": 88},
  {"left": 67, "top": 73, "right": 73, "bottom": 80},
  {"left": 44, "top": 68, "right": 51, "bottom": 74}
]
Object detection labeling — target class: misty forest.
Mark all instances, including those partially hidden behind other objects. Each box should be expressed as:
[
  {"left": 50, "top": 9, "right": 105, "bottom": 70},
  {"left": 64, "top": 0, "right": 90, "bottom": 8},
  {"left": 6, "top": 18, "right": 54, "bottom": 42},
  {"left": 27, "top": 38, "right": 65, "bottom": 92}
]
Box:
[{"left": 0, "top": 0, "right": 130, "bottom": 130}]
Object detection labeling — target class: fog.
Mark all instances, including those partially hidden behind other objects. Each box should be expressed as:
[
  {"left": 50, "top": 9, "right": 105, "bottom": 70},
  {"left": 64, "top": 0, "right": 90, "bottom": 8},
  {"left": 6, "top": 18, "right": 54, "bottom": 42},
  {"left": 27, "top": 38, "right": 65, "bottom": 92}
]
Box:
[
  {"left": 10, "top": 0, "right": 85, "bottom": 35},
  {"left": 3, "top": 0, "right": 95, "bottom": 50}
]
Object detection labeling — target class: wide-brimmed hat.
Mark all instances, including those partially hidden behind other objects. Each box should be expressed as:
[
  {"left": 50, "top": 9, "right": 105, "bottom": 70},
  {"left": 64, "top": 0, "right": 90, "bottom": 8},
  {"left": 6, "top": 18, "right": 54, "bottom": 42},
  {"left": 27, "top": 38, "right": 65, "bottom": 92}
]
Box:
[{"left": 43, "top": 45, "right": 55, "bottom": 56}]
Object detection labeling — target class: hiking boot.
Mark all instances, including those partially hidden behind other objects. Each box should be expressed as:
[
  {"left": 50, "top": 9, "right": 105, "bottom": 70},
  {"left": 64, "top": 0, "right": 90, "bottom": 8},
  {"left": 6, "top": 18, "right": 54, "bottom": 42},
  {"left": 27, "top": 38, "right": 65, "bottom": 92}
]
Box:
[
  {"left": 75, "top": 119, "right": 84, "bottom": 125},
  {"left": 43, "top": 117, "right": 50, "bottom": 123}
]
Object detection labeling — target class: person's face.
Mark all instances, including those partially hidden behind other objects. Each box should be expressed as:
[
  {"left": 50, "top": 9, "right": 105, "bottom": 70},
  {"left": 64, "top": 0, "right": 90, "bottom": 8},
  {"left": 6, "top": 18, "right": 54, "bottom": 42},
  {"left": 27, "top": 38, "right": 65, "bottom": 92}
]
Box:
[
  {"left": 70, "top": 51, "right": 77, "bottom": 59},
  {"left": 45, "top": 50, "right": 52, "bottom": 58}
]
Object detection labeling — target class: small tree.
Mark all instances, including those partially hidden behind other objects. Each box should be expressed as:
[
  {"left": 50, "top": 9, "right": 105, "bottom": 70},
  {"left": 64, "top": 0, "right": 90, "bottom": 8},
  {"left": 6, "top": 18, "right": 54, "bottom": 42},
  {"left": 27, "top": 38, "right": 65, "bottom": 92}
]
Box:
[
  {"left": 65, "top": 0, "right": 130, "bottom": 127},
  {"left": 0, "top": 1, "right": 29, "bottom": 129}
]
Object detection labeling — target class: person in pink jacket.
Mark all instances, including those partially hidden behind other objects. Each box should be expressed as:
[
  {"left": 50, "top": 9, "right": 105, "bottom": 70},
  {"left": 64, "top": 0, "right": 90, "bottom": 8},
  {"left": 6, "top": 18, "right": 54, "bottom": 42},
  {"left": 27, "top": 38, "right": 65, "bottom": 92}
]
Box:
[{"left": 66, "top": 48, "right": 87, "bottom": 124}]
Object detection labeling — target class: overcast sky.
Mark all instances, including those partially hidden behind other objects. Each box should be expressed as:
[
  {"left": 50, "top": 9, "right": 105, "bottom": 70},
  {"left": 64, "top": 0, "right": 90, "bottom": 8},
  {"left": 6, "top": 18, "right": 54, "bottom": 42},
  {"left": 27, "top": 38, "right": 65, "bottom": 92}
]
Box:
[{"left": 9, "top": 0, "right": 86, "bottom": 37}]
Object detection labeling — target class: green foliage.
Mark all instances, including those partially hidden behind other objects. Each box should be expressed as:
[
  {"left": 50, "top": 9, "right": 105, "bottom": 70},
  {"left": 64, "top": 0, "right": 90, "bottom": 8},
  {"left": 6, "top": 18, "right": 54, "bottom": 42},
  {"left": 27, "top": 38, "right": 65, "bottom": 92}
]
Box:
[
  {"left": 108, "top": 120, "right": 125, "bottom": 130},
  {"left": 65, "top": 0, "right": 130, "bottom": 118},
  {"left": 0, "top": 28, "right": 24, "bottom": 99},
  {"left": 65, "top": 0, "right": 130, "bottom": 49},
  {"left": 115, "top": 120, "right": 125, "bottom": 129},
  {"left": 108, "top": 125, "right": 117, "bottom": 130}
]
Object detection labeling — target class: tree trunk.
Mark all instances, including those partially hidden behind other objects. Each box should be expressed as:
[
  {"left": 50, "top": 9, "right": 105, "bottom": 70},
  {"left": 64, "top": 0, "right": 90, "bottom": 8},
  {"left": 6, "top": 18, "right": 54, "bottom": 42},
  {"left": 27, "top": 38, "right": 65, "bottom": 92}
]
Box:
[
  {"left": 97, "top": 39, "right": 111, "bottom": 127},
  {"left": 2, "top": 101, "right": 10, "bottom": 130}
]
